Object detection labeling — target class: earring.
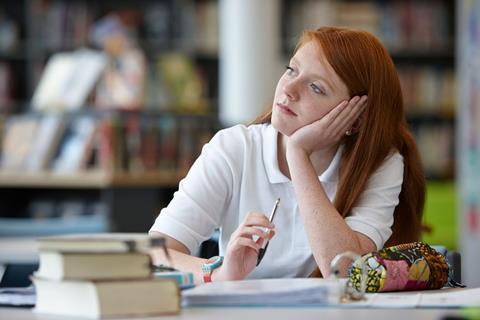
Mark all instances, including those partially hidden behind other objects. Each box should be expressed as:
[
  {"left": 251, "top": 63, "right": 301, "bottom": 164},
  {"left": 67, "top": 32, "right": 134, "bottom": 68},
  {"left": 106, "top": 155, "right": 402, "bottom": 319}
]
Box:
[{"left": 345, "top": 129, "right": 352, "bottom": 136}]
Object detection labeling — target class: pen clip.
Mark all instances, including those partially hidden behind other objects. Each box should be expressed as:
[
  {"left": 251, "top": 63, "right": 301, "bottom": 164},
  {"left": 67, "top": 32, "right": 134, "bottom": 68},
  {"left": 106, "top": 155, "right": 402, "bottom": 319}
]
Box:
[{"left": 268, "top": 198, "right": 280, "bottom": 221}]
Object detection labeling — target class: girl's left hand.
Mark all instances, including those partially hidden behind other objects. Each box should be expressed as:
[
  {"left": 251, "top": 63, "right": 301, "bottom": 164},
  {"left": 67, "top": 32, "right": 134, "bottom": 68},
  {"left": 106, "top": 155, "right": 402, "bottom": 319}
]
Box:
[{"left": 287, "top": 95, "right": 367, "bottom": 156}]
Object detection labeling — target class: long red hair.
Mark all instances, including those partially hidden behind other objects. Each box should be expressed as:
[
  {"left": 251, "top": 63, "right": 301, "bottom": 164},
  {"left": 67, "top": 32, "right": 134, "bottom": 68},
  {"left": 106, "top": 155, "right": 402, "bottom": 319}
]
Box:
[{"left": 253, "top": 27, "right": 425, "bottom": 247}]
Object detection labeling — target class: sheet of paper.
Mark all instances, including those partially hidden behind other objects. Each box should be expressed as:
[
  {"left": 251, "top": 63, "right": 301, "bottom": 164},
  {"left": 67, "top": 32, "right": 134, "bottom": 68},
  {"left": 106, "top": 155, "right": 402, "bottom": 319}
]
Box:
[
  {"left": 354, "top": 288, "right": 480, "bottom": 308},
  {"left": 182, "top": 278, "right": 344, "bottom": 306},
  {"left": 418, "top": 288, "right": 480, "bottom": 307},
  {"left": 364, "top": 293, "right": 421, "bottom": 307}
]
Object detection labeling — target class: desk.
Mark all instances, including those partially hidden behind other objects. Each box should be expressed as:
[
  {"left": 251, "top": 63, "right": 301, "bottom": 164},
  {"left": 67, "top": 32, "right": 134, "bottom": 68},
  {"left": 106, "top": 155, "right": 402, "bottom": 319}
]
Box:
[{"left": 0, "top": 307, "right": 457, "bottom": 320}]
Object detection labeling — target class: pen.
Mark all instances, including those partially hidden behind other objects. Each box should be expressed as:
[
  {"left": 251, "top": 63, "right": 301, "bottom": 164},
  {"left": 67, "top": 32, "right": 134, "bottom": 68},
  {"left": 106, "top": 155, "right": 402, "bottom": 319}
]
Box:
[{"left": 256, "top": 198, "right": 280, "bottom": 266}]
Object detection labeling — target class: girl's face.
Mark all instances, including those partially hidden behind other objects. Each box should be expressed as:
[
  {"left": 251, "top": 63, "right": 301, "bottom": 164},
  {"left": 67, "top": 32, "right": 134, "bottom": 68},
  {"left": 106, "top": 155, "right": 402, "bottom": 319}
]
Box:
[{"left": 271, "top": 41, "right": 350, "bottom": 136}]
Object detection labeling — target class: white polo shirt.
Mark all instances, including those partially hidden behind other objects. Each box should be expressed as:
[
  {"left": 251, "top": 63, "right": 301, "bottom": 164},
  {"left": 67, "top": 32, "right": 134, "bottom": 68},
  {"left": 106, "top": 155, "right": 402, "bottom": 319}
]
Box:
[{"left": 150, "top": 124, "right": 404, "bottom": 278}]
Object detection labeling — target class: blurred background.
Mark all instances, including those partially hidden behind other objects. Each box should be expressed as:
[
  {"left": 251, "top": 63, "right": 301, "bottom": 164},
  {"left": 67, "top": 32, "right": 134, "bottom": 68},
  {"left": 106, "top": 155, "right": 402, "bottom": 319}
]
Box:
[{"left": 0, "top": 0, "right": 479, "bottom": 286}]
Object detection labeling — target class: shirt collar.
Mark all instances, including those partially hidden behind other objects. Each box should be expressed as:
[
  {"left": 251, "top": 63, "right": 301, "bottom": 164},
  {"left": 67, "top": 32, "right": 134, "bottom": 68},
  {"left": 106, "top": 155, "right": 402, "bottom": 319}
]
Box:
[{"left": 262, "top": 124, "right": 342, "bottom": 184}]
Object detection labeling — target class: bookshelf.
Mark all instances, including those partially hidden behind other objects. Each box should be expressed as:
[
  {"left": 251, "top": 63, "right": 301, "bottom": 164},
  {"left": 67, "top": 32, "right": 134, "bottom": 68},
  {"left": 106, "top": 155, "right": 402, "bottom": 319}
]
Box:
[
  {"left": 0, "top": 0, "right": 220, "bottom": 238},
  {"left": 281, "top": 0, "right": 456, "bottom": 181},
  {"left": 0, "top": 170, "right": 187, "bottom": 188},
  {"left": 0, "top": 0, "right": 457, "bottom": 240}
]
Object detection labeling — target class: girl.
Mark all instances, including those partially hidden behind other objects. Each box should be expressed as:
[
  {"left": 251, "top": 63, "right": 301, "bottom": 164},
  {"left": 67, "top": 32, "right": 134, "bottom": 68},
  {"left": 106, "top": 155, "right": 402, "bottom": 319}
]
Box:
[{"left": 150, "top": 27, "right": 425, "bottom": 283}]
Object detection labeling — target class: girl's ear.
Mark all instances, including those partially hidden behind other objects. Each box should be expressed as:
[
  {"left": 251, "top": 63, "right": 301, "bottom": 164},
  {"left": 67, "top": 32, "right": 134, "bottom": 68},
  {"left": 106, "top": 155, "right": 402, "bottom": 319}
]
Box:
[{"left": 351, "top": 109, "right": 367, "bottom": 134}]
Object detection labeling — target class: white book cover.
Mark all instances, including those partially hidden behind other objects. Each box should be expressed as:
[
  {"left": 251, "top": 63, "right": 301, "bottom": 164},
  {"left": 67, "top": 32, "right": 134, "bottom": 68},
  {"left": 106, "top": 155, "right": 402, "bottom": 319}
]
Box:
[
  {"left": 51, "top": 116, "right": 97, "bottom": 172},
  {"left": 25, "top": 114, "right": 66, "bottom": 171},
  {"left": 31, "top": 49, "right": 107, "bottom": 111}
]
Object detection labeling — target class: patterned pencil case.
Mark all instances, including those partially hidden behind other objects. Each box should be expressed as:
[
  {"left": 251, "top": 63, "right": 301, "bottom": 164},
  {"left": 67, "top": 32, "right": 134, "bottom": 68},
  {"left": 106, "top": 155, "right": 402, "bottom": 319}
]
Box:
[{"left": 348, "top": 242, "right": 464, "bottom": 293}]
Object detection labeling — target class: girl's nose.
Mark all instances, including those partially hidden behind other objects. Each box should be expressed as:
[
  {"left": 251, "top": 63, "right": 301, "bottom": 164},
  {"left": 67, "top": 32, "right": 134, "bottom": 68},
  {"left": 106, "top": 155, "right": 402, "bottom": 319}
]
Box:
[{"left": 283, "top": 80, "right": 299, "bottom": 101}]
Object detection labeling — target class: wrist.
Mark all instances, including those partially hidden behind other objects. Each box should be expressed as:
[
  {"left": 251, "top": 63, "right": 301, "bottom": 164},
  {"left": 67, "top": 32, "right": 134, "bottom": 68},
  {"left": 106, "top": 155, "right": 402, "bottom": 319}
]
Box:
[
  {"left": 201, "top": 256, "right": 224, "bottom": 283},
  {"left": 210, "top": 264, "right": 225, "bottom": 282},
  {"left": 286, "top": 144, "right": 310, "bottom": 162}
]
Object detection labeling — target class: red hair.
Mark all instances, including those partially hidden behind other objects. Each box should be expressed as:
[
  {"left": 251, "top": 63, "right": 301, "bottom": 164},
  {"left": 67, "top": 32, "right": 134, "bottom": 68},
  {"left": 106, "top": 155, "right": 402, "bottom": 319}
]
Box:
[{"left": 253, "top": 27, "right": 425, "bottom": 246}]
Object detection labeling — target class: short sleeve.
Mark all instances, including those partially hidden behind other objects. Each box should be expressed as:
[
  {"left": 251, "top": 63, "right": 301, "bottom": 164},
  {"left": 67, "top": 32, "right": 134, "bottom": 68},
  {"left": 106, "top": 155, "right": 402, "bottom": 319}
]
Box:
[
  {"left": 149, "top": 129, "right": 237, "bottom": 254},
  {"left": 344, "top": 152, "right": 404, "bottom": 250}
]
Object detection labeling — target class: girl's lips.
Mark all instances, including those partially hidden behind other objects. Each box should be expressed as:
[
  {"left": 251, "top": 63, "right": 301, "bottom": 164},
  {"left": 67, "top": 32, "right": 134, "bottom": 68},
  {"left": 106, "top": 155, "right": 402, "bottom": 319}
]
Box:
[{"left": 276, "top": 103, "right": 297, "bottom": 116}]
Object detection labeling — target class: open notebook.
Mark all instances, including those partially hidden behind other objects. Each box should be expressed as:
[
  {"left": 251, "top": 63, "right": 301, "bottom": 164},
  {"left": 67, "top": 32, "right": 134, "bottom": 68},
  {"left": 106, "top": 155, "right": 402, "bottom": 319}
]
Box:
[
  {"left": 182, "top": 278, "right": 480, "bottom": 308},
  {"left": 182, "top": 278, "right": 344, "bottom": 306}
]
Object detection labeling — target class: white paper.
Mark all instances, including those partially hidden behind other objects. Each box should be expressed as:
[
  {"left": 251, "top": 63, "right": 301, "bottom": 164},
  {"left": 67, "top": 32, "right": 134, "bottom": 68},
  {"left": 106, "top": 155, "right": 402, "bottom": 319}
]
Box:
[
  {"left": 418, "top": 288, "right": 480, "bottom": 307},
  {"left": 182, "top": 278, "right": 344, "bottom": 306},
  {"left": 355, "top": 288, "right": 480, "bottom": 308}
]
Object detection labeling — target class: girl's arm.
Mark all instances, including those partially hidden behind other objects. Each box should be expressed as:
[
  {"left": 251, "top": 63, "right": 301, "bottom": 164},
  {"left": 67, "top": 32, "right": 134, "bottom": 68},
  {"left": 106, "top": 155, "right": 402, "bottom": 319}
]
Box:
[
  {"left": 149, "top": 231, "right": 208, "bottom": 284},
  {"left": 150, "top": 212, "right": 274, "bottom": 284},
  {"left": 286, "top": 149, "right": 376, "bottom": 277},
  {"left": 285, "top": 96, "right": 375, "bottom": 276}
]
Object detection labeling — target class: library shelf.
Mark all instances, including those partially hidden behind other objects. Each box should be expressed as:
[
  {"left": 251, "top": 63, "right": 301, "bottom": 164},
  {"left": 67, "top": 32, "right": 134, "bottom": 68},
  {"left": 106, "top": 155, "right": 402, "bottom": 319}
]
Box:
[{"left": 0, "top": 170, "right": 187, "bottom": 189}]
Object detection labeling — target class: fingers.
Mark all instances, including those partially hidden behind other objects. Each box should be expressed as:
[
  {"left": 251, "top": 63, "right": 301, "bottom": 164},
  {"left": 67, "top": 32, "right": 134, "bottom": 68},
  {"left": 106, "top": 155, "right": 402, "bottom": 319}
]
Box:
[
  {"left": 321, "top": 100, "right": 349, "bottom": 126},
  {"left": 327, "top": 95, "right": 367, "bottom": 136},
  {"left": 226, "top": 210, "right": 277, "bottom": 255},
  {"left": 242, "top": 211, "right": 275, "bottom": 229},
  {"left": 336, "top": 95, "right": 367, "bottom": 129},
  {"left": 230, "top": 237, "right": 261, "bottom": 253},
  {"left": 235, "top": 226, "right": 272, "bottom": 241},
  {"left": 229, "top": 226, "right": 275, "bottom": 255}
]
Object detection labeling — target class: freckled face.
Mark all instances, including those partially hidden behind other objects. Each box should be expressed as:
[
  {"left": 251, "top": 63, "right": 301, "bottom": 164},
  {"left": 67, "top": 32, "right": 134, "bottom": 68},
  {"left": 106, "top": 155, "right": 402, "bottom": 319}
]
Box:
[{"left": 271, "top": 41, "right": 350, "bottom": 136}]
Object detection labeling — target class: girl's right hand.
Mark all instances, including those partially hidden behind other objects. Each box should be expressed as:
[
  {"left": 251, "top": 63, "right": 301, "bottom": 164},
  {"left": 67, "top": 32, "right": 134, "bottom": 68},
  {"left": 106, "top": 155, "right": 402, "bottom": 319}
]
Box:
[{"left": 213, "top": 211, "right": 275, "bottom": 281}]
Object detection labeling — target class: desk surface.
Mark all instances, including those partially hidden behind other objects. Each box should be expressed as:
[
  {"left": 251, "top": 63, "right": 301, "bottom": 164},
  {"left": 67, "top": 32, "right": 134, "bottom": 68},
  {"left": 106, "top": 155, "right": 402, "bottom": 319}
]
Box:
[{"left": 0, "top": 307, "right": 457, "bottom": 320}]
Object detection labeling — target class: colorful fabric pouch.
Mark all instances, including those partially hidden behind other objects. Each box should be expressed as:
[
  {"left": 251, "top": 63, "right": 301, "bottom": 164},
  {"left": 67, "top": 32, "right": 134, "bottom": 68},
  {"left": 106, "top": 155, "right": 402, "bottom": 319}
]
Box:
[{"left": 348, "top": 242, "right": 463, "bottom": 293}]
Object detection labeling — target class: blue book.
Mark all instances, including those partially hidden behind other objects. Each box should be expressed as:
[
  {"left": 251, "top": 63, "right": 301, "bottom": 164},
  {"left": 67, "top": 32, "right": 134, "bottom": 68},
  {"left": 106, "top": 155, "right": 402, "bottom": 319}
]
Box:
[{"left": 153, "top": 271, "right": 195, "bottom": 289}]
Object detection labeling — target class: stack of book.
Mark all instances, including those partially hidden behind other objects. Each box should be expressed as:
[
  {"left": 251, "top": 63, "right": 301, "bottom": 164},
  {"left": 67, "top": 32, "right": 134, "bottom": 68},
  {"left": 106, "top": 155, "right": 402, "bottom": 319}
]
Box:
[{"left": 32, "top": 233, "right": 180, "bottom": 318}]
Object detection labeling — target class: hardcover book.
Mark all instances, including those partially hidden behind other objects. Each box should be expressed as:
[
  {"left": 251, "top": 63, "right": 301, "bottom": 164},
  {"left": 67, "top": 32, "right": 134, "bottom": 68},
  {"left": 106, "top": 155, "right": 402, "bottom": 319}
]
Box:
[
  {"left": 33, "top": 277, "right": 180, "bottom": 318},
  {"left": 36, "top": 233, "right": 165, "bottom": 253},
  {"left": 35, "top": 251, "right": 152, "bottom": 280}
]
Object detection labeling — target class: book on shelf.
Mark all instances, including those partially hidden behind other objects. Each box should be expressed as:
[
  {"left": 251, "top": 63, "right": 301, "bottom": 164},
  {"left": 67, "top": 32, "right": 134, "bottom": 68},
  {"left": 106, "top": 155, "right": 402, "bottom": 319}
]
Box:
[
  {"left": 157, "top": 116, "right": 178, "bottom": 170},
  {"left": 156, "top": 53, "right": 208, "bottom": 113},
  {"left": 33, "top": 277, "right": 180, "bottom": 318},
  {"left": 35, "top": 251, "right": 152, "bottom": 281},
  {"left": 0, "top": 114, "right": 38, "bottom": 170},
  {"left": 336, "top": 1, "right": 379, "bottom": 35},
  {"left": 140, "top": 117, "right": 161, "bottom": 171},
  {"left": 31, "top": 49, "right": 107, "bottom": 112},
  {"left": 29, "top": 1, "right": 93, "bottom": 52},
  {"left": 143, "top": 1, "right": 172, "bottom": 47},
  {"left": 36, "top": 232, "right": 165, "bottom": 253},
  {"left": 195, "top": 0, "right": 219, "bottom": 55},
  {"left": 0, "top": 62, "right": 13, "bottom": 113},
  {"left": 398, "top": 66, "right": 455, "bottom": 115},
  {"left": 50, "top": 116, "right": 98, "bottom": 172},
  {"left": 284, "top": 0, "right": 451, "bottom": 54},
  {"left": 177, "top": 117, "right": 197, "bottom": 172},
  {"left": 25, "top": 114, "right": 66, "bottom": 171},
  {"left": 124, "top": 114, "right": 143, "bottom": 172},
  {"left": 96, "top": 116, "right": 116, "bottom": 172}
]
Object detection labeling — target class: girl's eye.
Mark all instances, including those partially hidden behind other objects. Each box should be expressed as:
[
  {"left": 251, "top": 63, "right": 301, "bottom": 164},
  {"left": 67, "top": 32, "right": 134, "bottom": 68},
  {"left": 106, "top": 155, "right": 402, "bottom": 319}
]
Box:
[
  {"left": 310, "top": 83, "right": 325, "bottom": 95},
  {"left": 285, "top": 65, "right": 295, "bottom": 76}
]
